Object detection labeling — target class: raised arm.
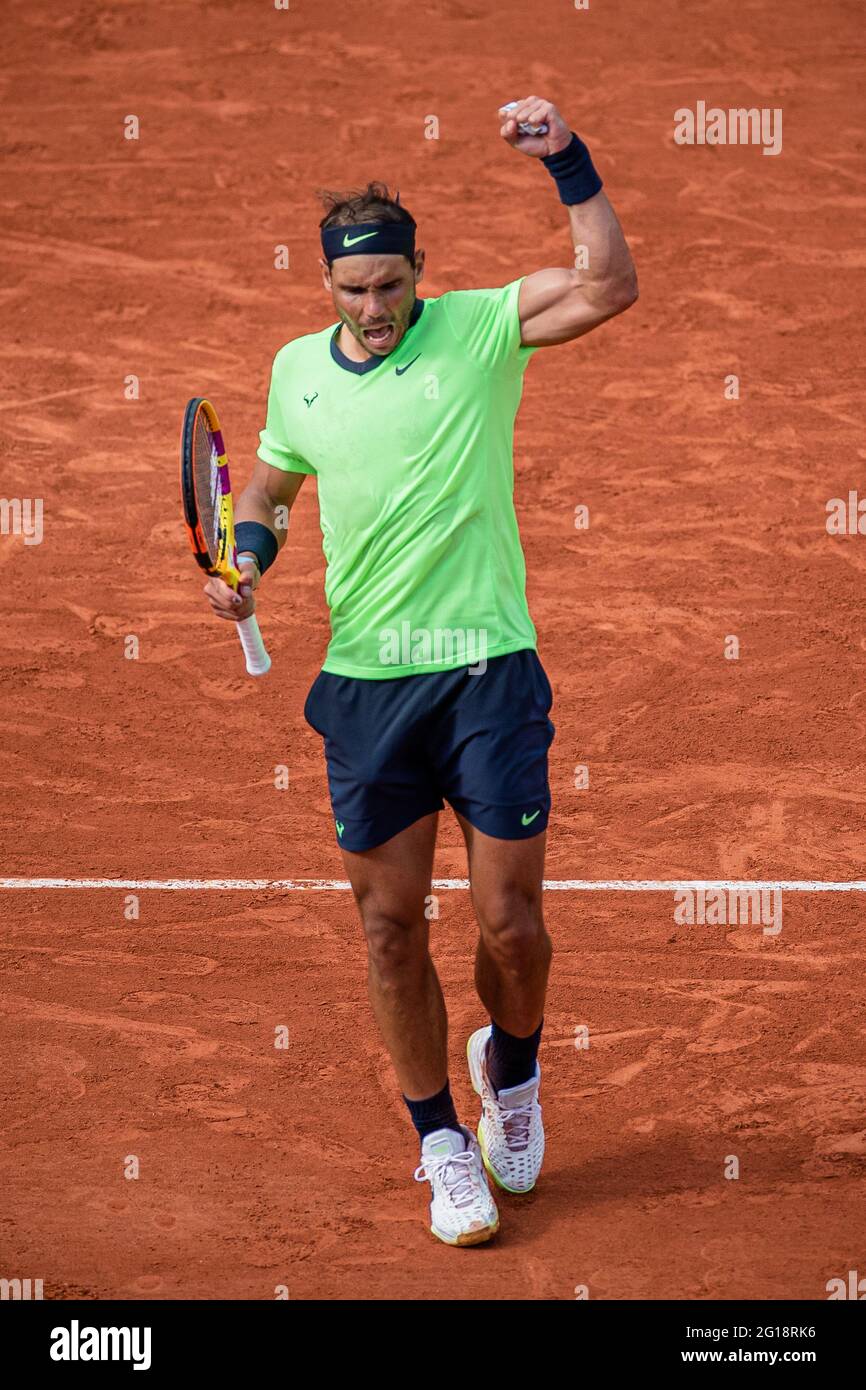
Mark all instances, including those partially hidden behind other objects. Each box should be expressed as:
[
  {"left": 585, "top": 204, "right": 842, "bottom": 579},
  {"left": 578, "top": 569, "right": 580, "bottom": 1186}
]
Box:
[{"left": 498, "top": 97, "right": 638, "bottom": 348}]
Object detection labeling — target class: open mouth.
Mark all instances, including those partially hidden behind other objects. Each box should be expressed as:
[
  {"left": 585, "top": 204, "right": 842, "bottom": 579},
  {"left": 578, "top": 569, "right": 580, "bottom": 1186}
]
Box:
[{"left": 362, "top": 323, "right": 395, "bottom": 350}]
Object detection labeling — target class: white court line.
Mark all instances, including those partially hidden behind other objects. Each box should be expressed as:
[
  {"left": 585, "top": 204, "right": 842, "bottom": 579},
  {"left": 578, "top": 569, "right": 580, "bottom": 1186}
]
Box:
[{"left": 0, "top": 878, "right": 865, "bottom": 892}]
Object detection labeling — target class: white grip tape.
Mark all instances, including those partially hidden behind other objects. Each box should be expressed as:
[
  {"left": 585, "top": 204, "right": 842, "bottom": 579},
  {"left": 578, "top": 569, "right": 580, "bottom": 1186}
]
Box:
[
  {"left": 237, "top": 614, "right": 271, "bottom": 677},
  {"left": 500, "top": 100, "right": 549, "bottom": 136}
]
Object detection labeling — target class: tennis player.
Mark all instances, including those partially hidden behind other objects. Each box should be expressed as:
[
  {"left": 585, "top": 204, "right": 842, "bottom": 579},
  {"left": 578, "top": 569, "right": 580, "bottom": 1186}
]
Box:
[{"left": 205, "top": 97, "right": 637, "bottom": 1246}]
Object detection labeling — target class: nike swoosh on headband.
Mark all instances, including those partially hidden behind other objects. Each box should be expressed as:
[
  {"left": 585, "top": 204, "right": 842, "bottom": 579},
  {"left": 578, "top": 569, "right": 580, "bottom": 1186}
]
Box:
[{"left": 342, "top": 230, "right": 379, "bottom": 247}]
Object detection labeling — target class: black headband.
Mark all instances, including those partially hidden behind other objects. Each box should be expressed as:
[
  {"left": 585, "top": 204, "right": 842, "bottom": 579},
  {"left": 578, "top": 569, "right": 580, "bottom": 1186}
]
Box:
[{"left": 321, "top": 222, "right": 416, "bottom": 262}]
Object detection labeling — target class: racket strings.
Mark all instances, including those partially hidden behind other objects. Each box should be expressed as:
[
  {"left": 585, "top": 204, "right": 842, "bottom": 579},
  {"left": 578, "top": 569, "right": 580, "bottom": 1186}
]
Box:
[{"left": 192, "top": 413, "right": 223, "bottom": 565}]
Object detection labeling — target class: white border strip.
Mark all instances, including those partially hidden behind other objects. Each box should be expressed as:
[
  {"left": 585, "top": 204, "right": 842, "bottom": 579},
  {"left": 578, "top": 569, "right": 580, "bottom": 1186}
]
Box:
[{"left": 0, "top": 878, "right": 865, "bottom": 892}]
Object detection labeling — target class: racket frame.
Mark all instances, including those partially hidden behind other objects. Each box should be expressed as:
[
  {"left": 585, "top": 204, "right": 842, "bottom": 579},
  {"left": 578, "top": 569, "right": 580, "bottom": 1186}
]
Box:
[{"left": 180, "top": 396, "right": 271, "bottom": 676}]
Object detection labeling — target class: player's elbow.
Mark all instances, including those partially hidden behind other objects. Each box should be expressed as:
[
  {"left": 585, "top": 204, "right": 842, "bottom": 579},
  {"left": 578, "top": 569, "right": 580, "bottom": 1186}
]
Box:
[
  {"left": 605, "top": 269, "right": 639, "bottom": 316},
  {"left": 565, "top": 269, "right": 638, "bottom": 333}
]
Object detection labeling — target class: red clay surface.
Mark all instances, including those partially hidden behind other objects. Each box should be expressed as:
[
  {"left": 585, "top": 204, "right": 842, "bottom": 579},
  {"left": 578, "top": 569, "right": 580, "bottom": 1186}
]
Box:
[{"left": 2, "top": 0, "right": 865, "bottom": 1299}]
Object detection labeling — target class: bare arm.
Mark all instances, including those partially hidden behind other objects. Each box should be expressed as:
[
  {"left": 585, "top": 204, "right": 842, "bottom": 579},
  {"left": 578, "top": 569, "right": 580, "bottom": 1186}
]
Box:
[
  {"left": 235, "top": 458, "right": 306, "bottom": 560},
  {"left": 499, "top": 96, "right": 638, "bottom": 348},
  {"left": 204, "top": 460, "right": 307, "bottom": 623}
]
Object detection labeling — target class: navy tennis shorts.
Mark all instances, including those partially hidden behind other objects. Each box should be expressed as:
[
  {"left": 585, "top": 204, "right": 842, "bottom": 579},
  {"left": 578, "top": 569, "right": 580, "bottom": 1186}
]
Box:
[{"left": 303, "top": 648, "right": 555, "bottom": 852}]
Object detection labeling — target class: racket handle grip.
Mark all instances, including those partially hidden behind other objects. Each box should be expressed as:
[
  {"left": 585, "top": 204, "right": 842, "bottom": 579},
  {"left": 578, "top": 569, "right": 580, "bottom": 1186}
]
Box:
[{"left": 237, "top": 614, "right": 271, "bottom": 677}]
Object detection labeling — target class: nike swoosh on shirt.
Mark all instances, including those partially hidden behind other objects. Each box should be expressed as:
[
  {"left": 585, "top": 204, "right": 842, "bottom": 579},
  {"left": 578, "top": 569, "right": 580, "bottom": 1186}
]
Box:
[
  {"left": 521, "top": 810, "right": 541, "bottom": 826},
  {"left": 395, "top": 354, "right": 421, "bottom": 376},
  {"left": 342, "top": 230, "right": 378, "bottom": 247}
]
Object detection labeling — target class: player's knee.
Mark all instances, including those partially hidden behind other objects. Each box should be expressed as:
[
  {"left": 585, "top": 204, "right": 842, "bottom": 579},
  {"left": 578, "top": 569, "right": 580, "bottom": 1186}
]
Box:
[
  {"left": 476, "top": 891, "right": 547, "bottom": 966},
  {"left": 360, "top": 906, "right": 427, "bottom": 981}
]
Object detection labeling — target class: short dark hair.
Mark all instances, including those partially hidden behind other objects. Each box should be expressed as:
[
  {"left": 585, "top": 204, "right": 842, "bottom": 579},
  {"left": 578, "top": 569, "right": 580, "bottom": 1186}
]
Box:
[
  {"left": 318, "top": 182, "right": 416, "bottom": 263},
  {"left": 318, "top": 181, "right": 415, "bottom": 230}
]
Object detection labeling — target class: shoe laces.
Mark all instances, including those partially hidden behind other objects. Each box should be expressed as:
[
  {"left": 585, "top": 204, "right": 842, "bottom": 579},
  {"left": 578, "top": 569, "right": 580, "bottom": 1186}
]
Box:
[
  {"left": 499, "top": 1100, "right": 534, "bottom": 1151},
  {"left": 414, "top": 1148, "right": 479, "bottom": 1209}
]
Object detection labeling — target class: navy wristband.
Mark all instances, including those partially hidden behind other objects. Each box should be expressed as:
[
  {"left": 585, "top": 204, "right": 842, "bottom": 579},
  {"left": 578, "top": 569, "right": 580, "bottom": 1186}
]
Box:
[
  {"left": 234, "top": 521, "right": 279, "bottom": 575},
  {"left": 542, "top": 132, "right": 603, "bottom": 206}
]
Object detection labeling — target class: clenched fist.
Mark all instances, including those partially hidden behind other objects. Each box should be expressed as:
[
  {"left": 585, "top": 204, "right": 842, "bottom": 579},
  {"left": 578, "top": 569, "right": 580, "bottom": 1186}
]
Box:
[
  {"left": 204, "top": 556, "right": 260, "bottom": 623},
  {"left": 498, "top": 97, "right": 572, "bottom": 158}
]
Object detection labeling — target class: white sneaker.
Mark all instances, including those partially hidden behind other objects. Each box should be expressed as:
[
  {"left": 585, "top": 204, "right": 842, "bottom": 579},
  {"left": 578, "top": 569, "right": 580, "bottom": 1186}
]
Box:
[
  {"left": 413, "top": 1125, "right": 499, "bottom": 1246},
  {"left": 467, "top": 1025, "right": 544, "bottom": 1194}
]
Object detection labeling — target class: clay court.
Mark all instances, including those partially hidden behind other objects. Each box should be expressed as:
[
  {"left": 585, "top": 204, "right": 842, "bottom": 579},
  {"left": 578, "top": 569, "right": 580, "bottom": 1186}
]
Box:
[{"left": 2, "top": 0, "right": 865, "bottom": 1300}]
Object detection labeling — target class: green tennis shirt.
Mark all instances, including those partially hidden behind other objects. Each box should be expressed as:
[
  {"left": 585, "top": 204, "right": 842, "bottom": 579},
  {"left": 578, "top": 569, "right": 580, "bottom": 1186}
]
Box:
[{"left": 257, "top": 278, "right": 539, "bottom": 679}]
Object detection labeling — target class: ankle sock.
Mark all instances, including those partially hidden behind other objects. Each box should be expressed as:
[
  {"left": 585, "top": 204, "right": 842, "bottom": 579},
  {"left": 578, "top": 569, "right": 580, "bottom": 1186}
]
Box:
[
  {"left": 403, "top": 1079, "right": 463, "bottom": 1142},
  {"left": 486, "top": 1018, "right": 543, "bottom": 1094}
]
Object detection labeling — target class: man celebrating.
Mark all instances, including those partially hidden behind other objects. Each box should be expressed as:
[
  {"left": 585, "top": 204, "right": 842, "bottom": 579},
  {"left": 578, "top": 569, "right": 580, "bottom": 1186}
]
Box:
[{"left": 205, "top": 97, "right": 637, "bottom": 1246}]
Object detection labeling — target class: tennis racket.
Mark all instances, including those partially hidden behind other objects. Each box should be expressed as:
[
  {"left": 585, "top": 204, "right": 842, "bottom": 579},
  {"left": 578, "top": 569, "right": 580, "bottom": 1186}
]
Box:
[{"left": 180, "top": 396, "right": 271, "bottom": 677}]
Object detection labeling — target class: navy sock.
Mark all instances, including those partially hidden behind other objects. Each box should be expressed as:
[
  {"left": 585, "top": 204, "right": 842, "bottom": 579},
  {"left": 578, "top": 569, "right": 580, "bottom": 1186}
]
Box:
[
  {"left": 486, "top": 1019, "right": 543, "bottom": 1094},
  {"left": 403, "top": 1080, "right": 463, "bottom": 1142}
]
